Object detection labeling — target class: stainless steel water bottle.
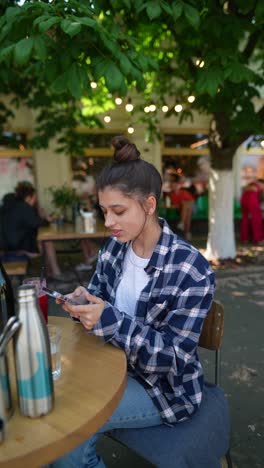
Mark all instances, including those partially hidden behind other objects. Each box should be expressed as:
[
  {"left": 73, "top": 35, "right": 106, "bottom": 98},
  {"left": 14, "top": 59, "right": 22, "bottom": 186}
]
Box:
[
  {"left": 0, "top": 379, "right": 5, "bottom": 443},
  {"left": 0, "top": 261, "right": 16, "bottom": 418},
  {"left": 13, "top": 285, "right": 54, "bottom": 417}
]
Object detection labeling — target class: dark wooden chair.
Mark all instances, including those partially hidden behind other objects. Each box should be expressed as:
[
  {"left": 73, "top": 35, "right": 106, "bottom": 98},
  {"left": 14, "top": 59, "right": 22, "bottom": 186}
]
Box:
[{"left": 108, "top": 300, "right": 233, "bottom": 468}]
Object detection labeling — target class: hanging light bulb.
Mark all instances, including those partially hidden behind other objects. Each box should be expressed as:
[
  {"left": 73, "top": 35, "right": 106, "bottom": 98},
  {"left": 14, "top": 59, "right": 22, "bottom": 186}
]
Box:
[
  {"left": 149, "top": 104, "right": 156, "bottom": 112},
  {"left": 144, "top": 106, "right": 150, "bottom": 113},
  {"left": 195, "top": 59, "right": 205, "bottom": 68},
  {"left": 127, "top": 126, "right": 134, "bottom": 134},
  {"left": 104, "top": 115, "right": 111, "bottom": 123},
  {"left": 90, "top": 81, "right": 97, "bottom": 89},
  {"left": 174, "top": 104, "right": 183, "bottom": 113},
  {"left": 187, "top": 95, "right": 195, "bottom": 103},
  {"left": 115, "top": 97, "right": 123, "bottom": 105},
  {"left": 162, "top": 105, "right": 169, "bottom": 113},
  {"left": 125, "top": 98, "right": 134, "bottom": 112}
]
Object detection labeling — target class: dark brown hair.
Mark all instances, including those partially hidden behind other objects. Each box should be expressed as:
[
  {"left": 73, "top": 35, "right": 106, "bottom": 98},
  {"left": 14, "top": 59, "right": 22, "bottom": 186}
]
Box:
[
  {"left": 96, "top": 136, "right": 162, "bottom": 206},
  {"left": 15, "top": 181, "right": 35, "bottom": 201}
]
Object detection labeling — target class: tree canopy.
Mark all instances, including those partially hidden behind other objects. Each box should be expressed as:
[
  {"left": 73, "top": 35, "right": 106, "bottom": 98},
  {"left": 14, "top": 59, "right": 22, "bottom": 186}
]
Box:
[{"left": 0, "top": 0, "right": 264, "bottom": 161}]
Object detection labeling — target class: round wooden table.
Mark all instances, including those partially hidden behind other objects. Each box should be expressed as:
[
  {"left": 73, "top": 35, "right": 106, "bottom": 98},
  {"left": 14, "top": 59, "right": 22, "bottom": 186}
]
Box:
[{"left": 0, "top": 316, "right": 127, "bottom": 468}]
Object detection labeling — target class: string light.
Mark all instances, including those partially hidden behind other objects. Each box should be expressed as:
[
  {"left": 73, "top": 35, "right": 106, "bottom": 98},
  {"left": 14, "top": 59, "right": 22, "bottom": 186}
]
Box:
[
  {"left": 187, "top": 95, "right": 195, "bottom": 103},
  {"left": 195, "top": 59, "right": 205, "bottom": 68},
  {"left": 90, "top": 81, "right": 97, "bottom": 89},
  {"left": 174, "top": 104, "right": 183, "bottom": 113},
  {"left": 115, "top": 97, "right": 123, "bottom": 105},
  {"left": 149, "top": 104, "right": 156, "bottom": 112},
  {"left": 144, "top": 106, "right": 150, "bottom": 113},
  {"left": 125, "top": 98, "right": 134, "bottom": 112},
  {"left": 104, "top": 115, "right": 111, "bottom": 123},
  {"left": 162, "top": 105, "right": 169, "bottom": 113},
  {"left": 261, "top": 140, "right": 264, "bottom": 148},
  {"left": 127, "top": 126, "right": 134, "bottom": 134}
]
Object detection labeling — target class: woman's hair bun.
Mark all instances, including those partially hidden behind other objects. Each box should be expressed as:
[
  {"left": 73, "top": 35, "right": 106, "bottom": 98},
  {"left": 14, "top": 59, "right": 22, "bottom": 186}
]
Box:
[{"left": 112, "top": 135, "right": 140, "bottom": 163}]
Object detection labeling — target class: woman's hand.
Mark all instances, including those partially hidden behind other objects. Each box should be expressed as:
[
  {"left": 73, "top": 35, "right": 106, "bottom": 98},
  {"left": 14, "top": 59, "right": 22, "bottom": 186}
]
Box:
[
  {"left": 61, "top": 289, "right": 105, "bottom": 330},
  {"left": 55, "top": 286, "right": 88, "bottom": 306}
]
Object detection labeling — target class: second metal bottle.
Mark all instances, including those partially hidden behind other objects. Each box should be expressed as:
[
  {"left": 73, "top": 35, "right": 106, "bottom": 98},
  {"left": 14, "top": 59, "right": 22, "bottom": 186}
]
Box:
[{"left": 13, "top": 285, "right": 54, "bottom": 417}]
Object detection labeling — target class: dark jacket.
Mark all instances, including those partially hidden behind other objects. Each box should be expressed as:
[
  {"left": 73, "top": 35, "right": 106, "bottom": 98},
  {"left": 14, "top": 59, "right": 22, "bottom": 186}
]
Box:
[{"left": 1, "top": 194, "right": 49, "bottom": 253}]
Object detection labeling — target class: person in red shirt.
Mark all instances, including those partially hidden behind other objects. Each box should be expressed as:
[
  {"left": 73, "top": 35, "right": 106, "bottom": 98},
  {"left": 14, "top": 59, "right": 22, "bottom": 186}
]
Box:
[
  {"left": 170, "top": 175, "right": 196, "bottom": 240},
  {"left": 240, "top": 180, "right": 264, "bottom": 243}
]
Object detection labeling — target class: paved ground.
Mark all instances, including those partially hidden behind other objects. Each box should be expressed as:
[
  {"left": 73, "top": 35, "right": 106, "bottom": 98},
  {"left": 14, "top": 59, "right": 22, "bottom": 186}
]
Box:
[{"left": 17, "top": 237, "right": 264, "bottom": 467}]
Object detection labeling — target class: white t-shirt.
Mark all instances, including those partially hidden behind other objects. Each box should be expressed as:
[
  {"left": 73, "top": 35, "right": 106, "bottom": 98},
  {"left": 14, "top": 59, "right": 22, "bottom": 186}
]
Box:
[{"left": 114, "top": 244, "right": 150, "bottom": 317}]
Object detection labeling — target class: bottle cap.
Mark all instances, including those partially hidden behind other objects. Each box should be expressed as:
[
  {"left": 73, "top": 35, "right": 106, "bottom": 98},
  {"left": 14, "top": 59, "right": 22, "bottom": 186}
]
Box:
[{"left": 17, "top": 285, "right": 36, "bottom": 298}]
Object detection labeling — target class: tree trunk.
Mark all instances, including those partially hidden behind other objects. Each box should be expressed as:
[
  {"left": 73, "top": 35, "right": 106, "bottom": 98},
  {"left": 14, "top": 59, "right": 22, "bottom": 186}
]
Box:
[{"left": 204, "top": 168, "right": 236, "bottom": 260}]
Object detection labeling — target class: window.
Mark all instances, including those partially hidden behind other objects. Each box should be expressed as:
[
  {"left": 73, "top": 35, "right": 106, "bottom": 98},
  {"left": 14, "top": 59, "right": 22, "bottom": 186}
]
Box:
[{"left": 0, "top": 131, "right": 34, "bottom": 202}]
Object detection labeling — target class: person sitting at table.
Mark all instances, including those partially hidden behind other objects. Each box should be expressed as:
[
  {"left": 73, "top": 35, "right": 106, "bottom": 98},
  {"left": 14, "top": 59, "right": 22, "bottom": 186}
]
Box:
[
  {"left": 169, "top": 173, "right": 196, "bottom": 240},
  {"left": 1, "top": 181, "right": 62, "bottom": 278},
  {"left": 54, "top": 135, "right": 215, "bottom": 468}
]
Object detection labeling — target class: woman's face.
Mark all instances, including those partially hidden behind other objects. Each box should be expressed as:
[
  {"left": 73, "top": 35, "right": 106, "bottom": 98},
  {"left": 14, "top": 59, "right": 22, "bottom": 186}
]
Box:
[{"left": 98, "top": 187, "right": 148, "bottom": 243}]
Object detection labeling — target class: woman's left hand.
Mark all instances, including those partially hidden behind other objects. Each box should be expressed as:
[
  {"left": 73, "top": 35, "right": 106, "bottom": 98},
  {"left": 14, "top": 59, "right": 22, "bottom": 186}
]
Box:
[{"left": 63, "top": 290, "right": 105, "bottom": 330}]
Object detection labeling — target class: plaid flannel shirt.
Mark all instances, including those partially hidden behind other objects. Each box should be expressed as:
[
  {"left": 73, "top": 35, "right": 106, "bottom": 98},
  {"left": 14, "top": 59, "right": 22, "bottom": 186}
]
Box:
[{"left": 89, "top": 219, "right": 215, "bottom": 425}]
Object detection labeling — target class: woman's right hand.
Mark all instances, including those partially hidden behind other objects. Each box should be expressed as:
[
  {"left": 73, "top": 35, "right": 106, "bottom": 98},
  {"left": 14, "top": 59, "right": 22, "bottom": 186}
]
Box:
[
  {"left": 65, "top": 286, "right": 89, "bottom": 306},
  {"left": 55, "top": 286, "right": 88, "bottom": 307}
]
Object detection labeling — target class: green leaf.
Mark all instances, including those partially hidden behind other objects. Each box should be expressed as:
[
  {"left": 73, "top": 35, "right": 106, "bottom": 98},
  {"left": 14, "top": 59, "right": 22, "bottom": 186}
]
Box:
[
  {"left": 75, "top": 16, "right": 97, "bottom": 29},
  {"left": 99, "top": 31, "right": 119, "bottom": 55},
  {"left": 33, "top": 14, "right": 50, "bottom": 27},
  {"left": 14, "top": 37, "right": 34, "bottom": 66},
  {"left": 147, "top": 56, "right": 159, "bottom": 71},
  {"left": 171, "top": 1, "right": 183, "bottom": 20},
  {"left": 44, "top": 61, "right": 60, "bottom": 83},
  {"left": 104, "top": 63, "right": 124, "bottom": 92},
  {"left": 67, "top": 63, "right": 82, "bottom": 99},
  {"left": 0, "top": 23, "right": 11, "bottom": 43},
  {"left": 93, "top": 57, "right": 108, "bottom": 81},
  {"left": 33, "top": 36, "right": 47, "bottom": 61},
  {"left": 61, "top": 19, "right": 82, "bottom": 37},
  {"left": 38, "top": 17, "right": 61, "bottom": 33},
  {"left": 160, "top": 1, "right": 173, "bottom": 15},
  {"left": 255, "top": 0, "right": 264, "bottom": 21},
  {"left": 146, "top": 1, "right": 162, "bottom": 20},
  {"left": 0, "top": 44, "right": 14, "bottom": 64},
  {"left": 119, "top": 54, "right": 133, "bottom": 75},
  {"left": 50, "top": 72, "right": 68, "bottom": 94},
  {"left": 184, "top": 4, "right": 200, "bottom": 29},
  {"left": 196, "top": 69, "right": 223, "bottom": 96},
  {"left": 224, "top": 63, "right": 255, "bottom": 84},
  {"left": 123, "top": 0, "right": 132, "bottom": 8},
  {"left": 137, "top": 54, "right": 150, "bottom": 72},
  {"left": 5, "top": 6, "right": 21, "bottom": 22}
]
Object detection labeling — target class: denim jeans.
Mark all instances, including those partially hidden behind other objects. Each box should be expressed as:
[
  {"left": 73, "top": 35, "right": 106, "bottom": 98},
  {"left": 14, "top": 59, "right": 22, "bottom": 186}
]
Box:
[{"left": 52, "top": 376, "right": 163, "bottom": 468}]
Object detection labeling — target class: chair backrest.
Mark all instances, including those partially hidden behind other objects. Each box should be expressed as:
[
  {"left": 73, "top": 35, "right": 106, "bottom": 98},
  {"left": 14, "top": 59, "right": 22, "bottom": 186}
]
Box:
[{"left": 199, "top": 300, "right": 224, "bottom": 351}]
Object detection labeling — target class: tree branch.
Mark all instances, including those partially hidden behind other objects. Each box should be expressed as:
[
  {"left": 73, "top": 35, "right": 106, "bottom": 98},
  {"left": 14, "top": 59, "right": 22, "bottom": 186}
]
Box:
[{"left": 242, "top": 31, "right": 262, "bottom": 60}]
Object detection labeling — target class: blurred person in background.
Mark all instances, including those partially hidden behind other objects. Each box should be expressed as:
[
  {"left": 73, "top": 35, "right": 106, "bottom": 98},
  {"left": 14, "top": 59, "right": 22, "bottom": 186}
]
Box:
[
  {"left": 240, "top": 178, "right": 264, "bottom": 244},
  {"left": 1, "top": 181, "right": 62, "bottom": 278},
  {"left": 169, "top": 174, "right": 197, "bottom": 241}
]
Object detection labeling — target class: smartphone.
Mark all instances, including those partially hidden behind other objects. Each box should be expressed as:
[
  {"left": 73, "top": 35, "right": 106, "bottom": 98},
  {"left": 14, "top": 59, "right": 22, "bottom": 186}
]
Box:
[
  {"left": 42, "top": 287, "right": 78, "bottom": 305},
  {"left": 42, "top": 287, "right": 81, "bottom": 322}
]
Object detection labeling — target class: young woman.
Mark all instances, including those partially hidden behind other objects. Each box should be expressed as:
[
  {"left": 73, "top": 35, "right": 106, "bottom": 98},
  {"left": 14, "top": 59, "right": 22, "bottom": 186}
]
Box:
[{"left": 54, "top": 136, "right": 215, "bottom": 468}]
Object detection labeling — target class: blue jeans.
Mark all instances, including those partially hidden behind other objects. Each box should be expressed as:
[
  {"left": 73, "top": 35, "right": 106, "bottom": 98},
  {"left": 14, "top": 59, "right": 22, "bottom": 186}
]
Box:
[{"left": 53, "top": 376, "right": 163, "bottom": 468}]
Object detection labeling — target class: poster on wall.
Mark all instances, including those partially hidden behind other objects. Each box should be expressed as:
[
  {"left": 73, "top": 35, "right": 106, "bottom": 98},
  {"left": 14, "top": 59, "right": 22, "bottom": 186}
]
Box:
[{"left": 0, "top": 157, "right": 35, "bottom": 202}]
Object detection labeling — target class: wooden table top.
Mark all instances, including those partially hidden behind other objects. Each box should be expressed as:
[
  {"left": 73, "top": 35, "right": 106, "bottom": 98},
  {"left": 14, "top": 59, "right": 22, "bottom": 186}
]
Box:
[
  {"left": 0, "top": 316, "right": 127, "bottom": 468},
  {"left": 38, "top": 220, "right": 110, "bottom": 241}
]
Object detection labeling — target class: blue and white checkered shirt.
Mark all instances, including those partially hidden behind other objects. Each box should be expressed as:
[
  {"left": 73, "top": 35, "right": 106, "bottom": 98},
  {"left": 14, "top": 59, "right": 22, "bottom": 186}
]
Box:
[{"left": 89, "top": 219, "right": 215, "bottom": 425}]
